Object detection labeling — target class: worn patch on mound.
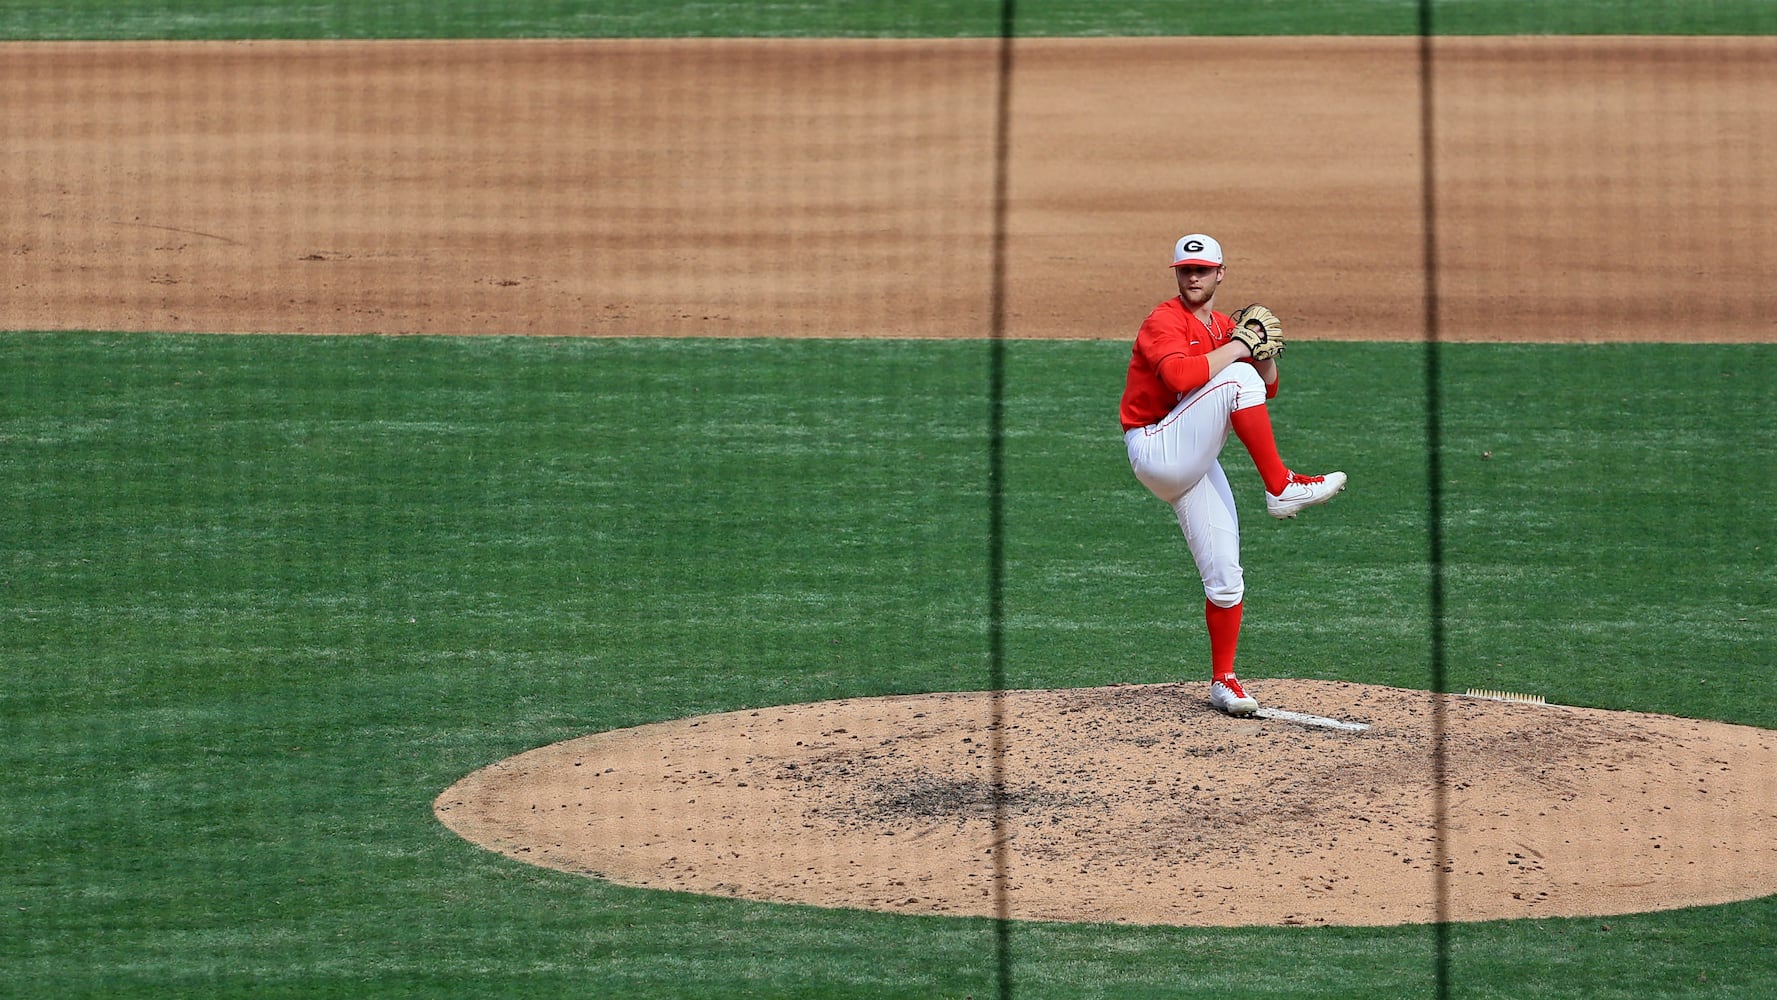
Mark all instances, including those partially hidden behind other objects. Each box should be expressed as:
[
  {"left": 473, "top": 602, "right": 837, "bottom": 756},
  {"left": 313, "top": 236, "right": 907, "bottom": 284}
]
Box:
[{"left": 434, "top": 681, "right": 1777, "bottom": 927}]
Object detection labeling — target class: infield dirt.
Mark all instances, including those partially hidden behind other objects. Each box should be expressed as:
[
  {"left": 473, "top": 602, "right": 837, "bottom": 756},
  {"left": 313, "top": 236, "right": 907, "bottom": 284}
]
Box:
[
  {"left": 10, "top": 36, "right": 1775, "bottom": 926},
  {"left": 7, "top": 36, "right": 1776, "bottom": 341}
]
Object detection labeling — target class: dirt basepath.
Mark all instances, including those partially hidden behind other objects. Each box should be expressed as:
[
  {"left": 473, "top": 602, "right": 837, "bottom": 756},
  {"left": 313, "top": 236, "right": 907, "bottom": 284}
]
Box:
[
  {"left": 436, "top": 681, "right": 1777, "bottom": 927},
  {"left": 6, "top": 37, "right": 1776, "bottom": 340}
]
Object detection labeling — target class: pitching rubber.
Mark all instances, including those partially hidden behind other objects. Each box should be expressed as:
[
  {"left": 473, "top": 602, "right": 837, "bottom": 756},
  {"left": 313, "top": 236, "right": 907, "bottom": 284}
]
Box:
[{"left": 1252, "top": 707, "right": 1371, "bottom": 733}]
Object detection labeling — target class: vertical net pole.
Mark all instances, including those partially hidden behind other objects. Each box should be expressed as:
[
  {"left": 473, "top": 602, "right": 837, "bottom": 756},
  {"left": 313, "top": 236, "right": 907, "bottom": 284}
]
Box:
[
  {"left": 988, "top": 3, "right": 1018, "bottom": 999},
  {"left": 1417, "top": 2, "right": 1452, "bottom": 996}
]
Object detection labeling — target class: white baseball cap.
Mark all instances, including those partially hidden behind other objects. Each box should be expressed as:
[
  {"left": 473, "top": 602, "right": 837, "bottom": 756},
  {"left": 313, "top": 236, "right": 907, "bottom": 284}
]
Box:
[{"left": 1170, "top": 234, "right": 1224, "bottom": 268}]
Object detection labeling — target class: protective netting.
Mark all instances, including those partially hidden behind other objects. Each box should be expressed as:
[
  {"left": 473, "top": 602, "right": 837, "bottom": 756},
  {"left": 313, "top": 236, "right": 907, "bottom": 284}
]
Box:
[{"left": 5, "top": 5, "right": 1773, "bottom": 999}]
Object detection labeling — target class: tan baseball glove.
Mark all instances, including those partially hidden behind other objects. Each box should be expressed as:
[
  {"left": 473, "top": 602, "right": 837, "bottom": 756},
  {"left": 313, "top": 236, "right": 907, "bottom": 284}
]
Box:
[{"left": 1228, "top": 304, "right": 1285, "bottom": 361}]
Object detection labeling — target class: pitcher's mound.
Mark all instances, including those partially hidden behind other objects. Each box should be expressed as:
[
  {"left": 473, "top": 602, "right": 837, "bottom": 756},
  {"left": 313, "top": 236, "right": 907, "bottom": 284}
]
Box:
[{"left": 434, "top": 680, "right": 1777, "bottom": 926}]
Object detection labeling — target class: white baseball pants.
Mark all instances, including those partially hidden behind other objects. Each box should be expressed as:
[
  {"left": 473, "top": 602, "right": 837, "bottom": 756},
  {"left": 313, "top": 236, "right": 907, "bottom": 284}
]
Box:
[{"left": 1123, "top": 363, "right": 1270, "bottom": 608}]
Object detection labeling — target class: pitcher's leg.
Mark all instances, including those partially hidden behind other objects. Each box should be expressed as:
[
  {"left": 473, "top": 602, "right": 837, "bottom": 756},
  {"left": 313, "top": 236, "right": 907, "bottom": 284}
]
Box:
[
  {"left": 1229, "top": 402, "right": 1290, "bottom": 495},
  {"left": 1124, "top": 371, "right": 1251, "bottom": 504},
  {"left": 1172, "top": 460, "right": 1243, "bottom": 610},
  {"left": 1219, "top": 363, "right": 1349, "bottom": 519},
  {"left": 1173, "top": 463, "right": 1258, "bottom": 715}
]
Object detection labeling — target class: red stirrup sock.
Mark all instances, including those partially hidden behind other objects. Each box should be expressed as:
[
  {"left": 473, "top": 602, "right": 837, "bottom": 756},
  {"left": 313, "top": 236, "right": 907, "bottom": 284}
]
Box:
[
  {"left": 1205, "top": 600, "right": 1244, "bottom": 682},
  {"left": 1229, "top": 404, "right": 1290, "bottom": 496}
]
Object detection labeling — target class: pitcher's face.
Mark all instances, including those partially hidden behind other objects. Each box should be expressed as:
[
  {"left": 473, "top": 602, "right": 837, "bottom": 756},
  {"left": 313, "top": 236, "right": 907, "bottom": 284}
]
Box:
[{"left": 1175, "top": 264, "right": 1223, "bottom": 307}]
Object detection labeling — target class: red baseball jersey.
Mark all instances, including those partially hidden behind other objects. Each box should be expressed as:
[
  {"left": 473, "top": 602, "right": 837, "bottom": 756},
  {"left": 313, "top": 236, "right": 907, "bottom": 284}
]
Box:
[{"left": 1119, "top": 297, "right": 1232, "bottom": 431}]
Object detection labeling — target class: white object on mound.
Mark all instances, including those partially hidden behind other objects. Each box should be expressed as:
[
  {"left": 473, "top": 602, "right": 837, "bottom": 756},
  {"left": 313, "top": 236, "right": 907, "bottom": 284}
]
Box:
[
  {"left": 1463, "top": 688, "right": 1547, "bottom": 706},
  {"left": 1253, "top": 707, "right": 1371, "bottom": 733}
]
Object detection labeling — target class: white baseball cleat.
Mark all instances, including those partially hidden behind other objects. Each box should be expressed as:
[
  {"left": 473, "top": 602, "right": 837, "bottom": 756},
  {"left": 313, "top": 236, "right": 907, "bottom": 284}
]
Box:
[
  {"left": 1209, "top": 677, "right": 1259, "bottom": 716},
  {"left": 1266, "top": 471, "right": 1347, "bottom": 519}
]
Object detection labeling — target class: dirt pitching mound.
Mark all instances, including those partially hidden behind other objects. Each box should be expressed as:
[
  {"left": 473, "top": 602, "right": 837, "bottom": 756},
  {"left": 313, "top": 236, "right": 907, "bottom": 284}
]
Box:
[{"left": 435, "top": 680, "right": 1777, "bottom": 927}]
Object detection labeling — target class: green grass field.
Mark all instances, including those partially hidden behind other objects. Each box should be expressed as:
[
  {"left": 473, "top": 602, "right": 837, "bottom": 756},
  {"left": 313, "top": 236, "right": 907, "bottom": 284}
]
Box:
[
  {"left": 5, "top": 334, "right": 1774, "bottom": 997},
  {"left": 5, "top": 0, "right": 1777, "bottom": 39}
]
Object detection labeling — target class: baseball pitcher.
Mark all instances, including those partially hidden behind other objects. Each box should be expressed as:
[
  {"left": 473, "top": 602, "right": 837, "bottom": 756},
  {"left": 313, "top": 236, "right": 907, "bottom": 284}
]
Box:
[{"left": 1119, "top": 233, "right": 1346, "bottom": 716}]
